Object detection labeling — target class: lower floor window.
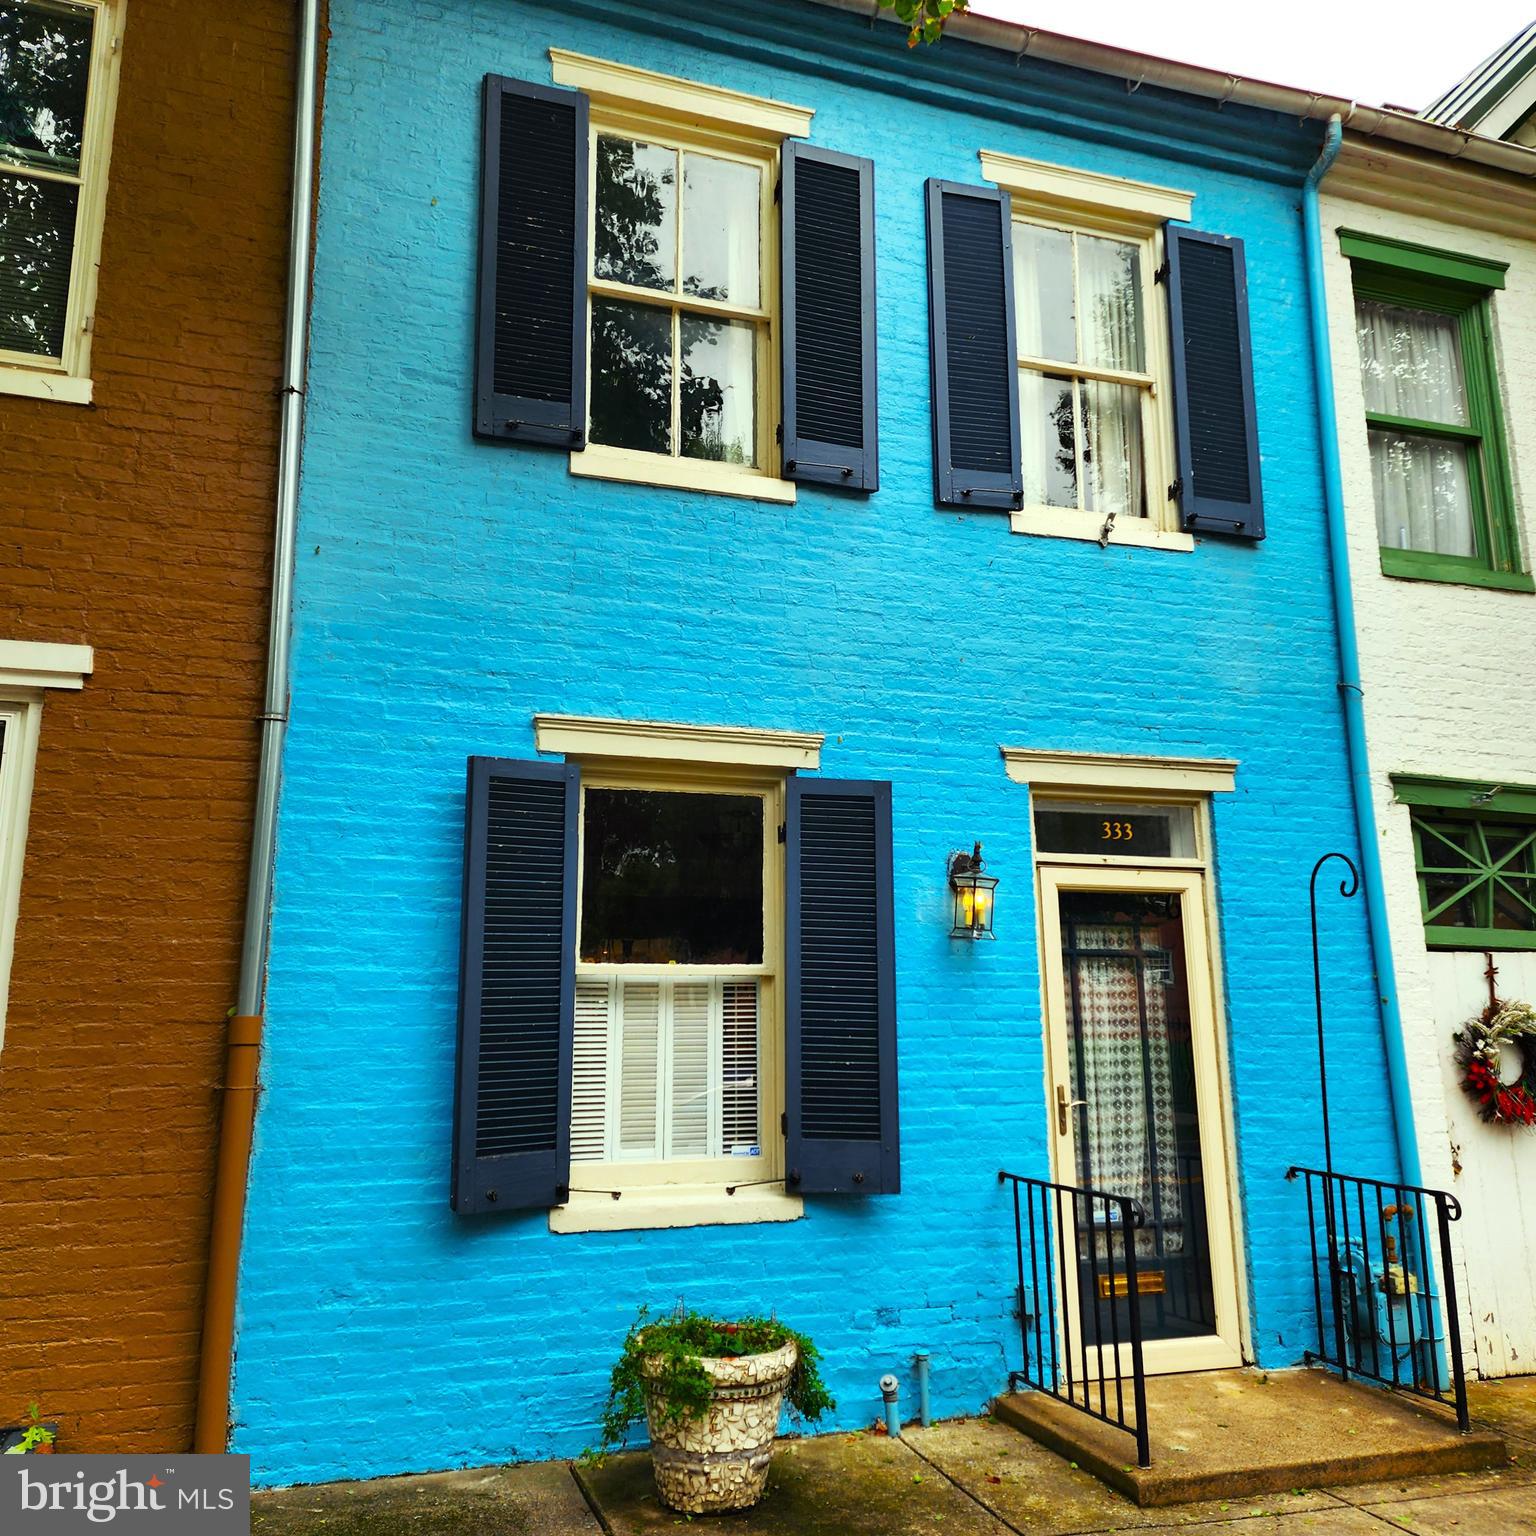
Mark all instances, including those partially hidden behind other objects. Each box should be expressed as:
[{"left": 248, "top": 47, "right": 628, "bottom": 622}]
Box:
[{"left": 572, "top": 977, "right": 761, "bottom": 1162}]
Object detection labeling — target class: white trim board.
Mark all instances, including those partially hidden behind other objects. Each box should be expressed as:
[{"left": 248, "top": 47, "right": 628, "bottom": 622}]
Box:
[
  {"left": 1001, "top": 747, "right": 1237, "bottom": 795},
  {"left": 979, "top": 149, "right": 1194, "bottom": 225},
  {"left": 0, "top": 641, "right": 94, "bottom": 691},
  {"left": 535, "top": 714, "right": 823, "bottom": 769}
]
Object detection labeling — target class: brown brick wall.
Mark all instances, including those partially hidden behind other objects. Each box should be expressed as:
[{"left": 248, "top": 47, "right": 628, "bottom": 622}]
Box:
[{"left": 0, "top": 0, "right": 294, "bottom": 1452}]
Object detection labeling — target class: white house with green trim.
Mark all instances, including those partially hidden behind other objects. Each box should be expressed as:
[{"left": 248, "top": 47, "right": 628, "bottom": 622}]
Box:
[{"left": 1321, "top": 111, "right": 1536, "bottom": 1380}]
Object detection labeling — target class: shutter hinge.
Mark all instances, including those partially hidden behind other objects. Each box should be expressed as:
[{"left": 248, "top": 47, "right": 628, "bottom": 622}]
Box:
[
  {"left": 1154, "top": 259, "right": 1170, "bottom": 284},
  {"left": 777, "top": 821, "right": 786, "bottom": 844},
  {"left": 1168, "top": 477, "right": 1183, "bottom": 503},
  {"left": 781, "top": 1111, "right": 788, "bottom": 1135},
  {"left": 774, "top": 177, "right": 782, "bottom": 205},
  {"left": 776, "top": 422, "right": 783, "bottom": 445}
]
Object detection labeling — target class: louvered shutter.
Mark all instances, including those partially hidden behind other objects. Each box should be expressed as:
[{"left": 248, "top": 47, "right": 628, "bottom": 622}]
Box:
[
  {"left": 785, "top": 778, "right": 898, "bottom": 1195},
  {"left": 474, "top": 76, "right": 589, "bottom": 446},
  {"left": 1164, "top": 227, "right": 1264, "bottom": 538},
  {"left": 925, "top": 180, "right": 1021, "bottom": 511},
  {"left": 452, "top": 757, "right": 579, "bottom": 1214},
  {"left": 781, "top": 142, "right": 878, "bottom": 491}
]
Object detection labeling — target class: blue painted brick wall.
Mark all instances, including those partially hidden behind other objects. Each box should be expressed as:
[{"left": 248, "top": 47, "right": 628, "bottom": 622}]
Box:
[{"left": 232, "top": 0, "right": 1393, "bottom": 1485}]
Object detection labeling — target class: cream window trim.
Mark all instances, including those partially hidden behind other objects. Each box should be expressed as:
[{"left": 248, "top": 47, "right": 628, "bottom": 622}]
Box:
[
  {"left": 549, "top": 49, "right": 813, "bottom": 140},
  {"left": 1009, "top": 507, "right": 1193, "bottom": 553},
  {"left": 570, "top": 444, "right": 796, "bottom": 505},
  {"left": 536, "top": 713, "right": 822, "bottom": 770},
  {"left": 549, "top": 1182, "right": 803, "bottom": 1235},
  {"left": 0, "top": 641, "right": 94, "bottom": 691},
  {"left": 0, "top": 693, "right": 45, "bottom": 1056},
  {"left": 2, "top": 0, "right": 125, "bottom": 395},
  {"left": 1001, "top": 747, "right": 1237, "bottom": 796},
  {"left": 979, "top": 149, "right": 1193, "bottom": 228}
]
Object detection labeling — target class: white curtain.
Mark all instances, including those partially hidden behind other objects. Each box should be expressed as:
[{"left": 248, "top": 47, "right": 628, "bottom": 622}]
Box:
[
  {"left": 1084, "top": 381, "right": 1145, "bottom": 521},
  {"left": 1079, "top": 235, "right": 1143, "bottom": 373},
  {"left": 1357, "top": 300, "right": 1475, "bottom": 557}
]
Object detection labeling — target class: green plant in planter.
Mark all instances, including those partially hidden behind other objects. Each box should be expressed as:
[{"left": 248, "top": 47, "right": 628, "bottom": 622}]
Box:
[
  {"left": 595, "top": 1307, "right": 834, "bottom": 1455},
  {"left": 4, "top": 1403, "right": 55, "bottom": 1454}
]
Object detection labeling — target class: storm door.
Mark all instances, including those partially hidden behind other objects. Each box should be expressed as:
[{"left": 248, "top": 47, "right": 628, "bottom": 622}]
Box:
[{"left": 1037, "top": 823, "right": 1244, "bottom": 1375}]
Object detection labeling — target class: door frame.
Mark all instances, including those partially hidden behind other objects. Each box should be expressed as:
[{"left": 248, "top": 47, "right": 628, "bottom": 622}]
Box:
[{"left": 1037, "top": 860, "right": 1245, "bottom": 1376}]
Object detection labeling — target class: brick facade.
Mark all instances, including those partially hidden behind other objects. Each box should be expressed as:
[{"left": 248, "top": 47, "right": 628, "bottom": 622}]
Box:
[{"left": 0, "top": 0, "right": 292, "bottom": 1452}]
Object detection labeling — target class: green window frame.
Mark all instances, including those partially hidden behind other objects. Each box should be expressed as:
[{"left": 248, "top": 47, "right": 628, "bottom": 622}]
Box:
[
  {"left": 1394, "top": 775, "right": 1536, "bottom": 951},
  {"left": 1342, "top": 231, "right": 1529, "bottom": 595}
]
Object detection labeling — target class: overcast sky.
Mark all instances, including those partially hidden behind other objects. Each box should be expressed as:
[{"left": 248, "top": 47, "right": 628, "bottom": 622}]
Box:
[{"left": 970, "top": 2, "right": 1533, "bottom": 113}]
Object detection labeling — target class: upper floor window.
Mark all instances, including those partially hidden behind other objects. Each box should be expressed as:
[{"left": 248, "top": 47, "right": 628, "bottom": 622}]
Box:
[
  {"left": 1344, "top": 231, "right": 1528, "bottom": 594},
  {"left": 0, "top": 0, "right": 122, "bottom": 405},
  {"left": 587, "top": 132, "right": 772, "bottom": 474}
]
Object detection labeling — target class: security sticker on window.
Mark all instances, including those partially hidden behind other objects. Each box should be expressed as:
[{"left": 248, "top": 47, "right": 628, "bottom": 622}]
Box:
[{"left": 4, "top": 1455, "right": 250, "bottom": 1532}]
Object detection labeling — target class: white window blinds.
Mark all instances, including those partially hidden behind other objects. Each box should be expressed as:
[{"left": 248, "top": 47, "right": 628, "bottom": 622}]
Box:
[{"left": 571, "top": 978, "right": 760, "bottom": 1162}]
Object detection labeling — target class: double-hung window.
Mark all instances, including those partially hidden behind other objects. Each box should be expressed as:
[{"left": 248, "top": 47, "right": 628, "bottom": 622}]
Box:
[
  {"left": 1345, "top": 232, "right": 1527, "bottom": 592},
  {"left": 0, "top": 0, "right": 121, "bottom": 404},
  {"left": 586, "top": 130, "right": 774, "bottom": 481}
]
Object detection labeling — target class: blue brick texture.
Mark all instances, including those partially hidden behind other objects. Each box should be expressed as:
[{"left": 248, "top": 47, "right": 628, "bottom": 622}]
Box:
[{"left": 231, "top": 0, "right": 1395, "bottom": 1485}]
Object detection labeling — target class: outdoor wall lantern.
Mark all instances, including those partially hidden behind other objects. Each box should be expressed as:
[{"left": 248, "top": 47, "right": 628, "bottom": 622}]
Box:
[{"left": 948, "top": 842, "right": 998, "bottom": 941}]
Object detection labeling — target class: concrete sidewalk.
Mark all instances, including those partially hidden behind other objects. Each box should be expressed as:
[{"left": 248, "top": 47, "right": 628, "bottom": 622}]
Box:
[{"left": 252, "top": 1377, "right": 1536, "bottom": 1535}]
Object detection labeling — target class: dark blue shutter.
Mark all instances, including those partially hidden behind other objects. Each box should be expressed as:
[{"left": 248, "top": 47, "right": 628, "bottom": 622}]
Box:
[
  {"left": 474, "top": 76, "right": 589, "bottom": 447},
  {"left": 452, "top": 757, "right": 579, "bottom": 1214},
  {"left": 1165, "top": 227, "right": 1264, "bottom": 539},
  {"left": 785, "top": 779, "right": 898, "bottom": 1195},
  {"left": 781, "top": 142, "right": 877, "bottom": 491},
  {"left": 926, "top": 180, "right": 1021, "bottom": 511}
]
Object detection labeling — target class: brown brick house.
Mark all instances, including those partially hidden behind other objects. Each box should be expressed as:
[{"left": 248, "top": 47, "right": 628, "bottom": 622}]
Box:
[{"left": 0, "top": 0, "right": 295, "bottom": 1452}]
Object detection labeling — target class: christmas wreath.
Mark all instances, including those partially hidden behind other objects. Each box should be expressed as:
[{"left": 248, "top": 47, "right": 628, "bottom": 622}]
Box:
[{"left": 1455, "top": 999, "right": 1536, "bottom": 1127}]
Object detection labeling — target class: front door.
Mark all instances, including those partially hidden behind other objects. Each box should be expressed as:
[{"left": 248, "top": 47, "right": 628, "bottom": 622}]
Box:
[{"left": 1039, "top": 864, "right": 1244, "bottom": 1374}]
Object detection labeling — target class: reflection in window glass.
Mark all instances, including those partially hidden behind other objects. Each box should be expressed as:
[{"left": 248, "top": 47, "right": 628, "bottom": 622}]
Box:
[
  {"left": 1079, "top": 235, "right": 1144, "bottom": 373},
  {"left": 0, "top": 1, "right": 94, "bottom": 174},
  {"left": 594, "top": 137, "right": 677, "bottom": 292},
  {"left": 1013, "top": 222, "right": 1075, "bottom": 364},
  {"left": 683, "top": 154, "right": 759, "bottom": 307},
  {"left": 580, "top": 789, "right": 764, "bottom": 965},
  {"left": 1368, "top": 429, "right": 1475, "bottom": 558},
  {"left": 0, "top": 170, "right": 77, "bottom": 357},
  {"left": 1083, "top": 380, "right": 1144, "bottom": 519},
  {"left": 590, "top": 298, "right": 672, "bottom": 455},
  {"left": 681, "top": 316, "right": 755, "bottom": 465},
  {"left": 1020, "top": 370, "right": 1077, "bottom": 509},
  {"left": 1356, "top": 301, "right": 1467, "bottom": 426}
]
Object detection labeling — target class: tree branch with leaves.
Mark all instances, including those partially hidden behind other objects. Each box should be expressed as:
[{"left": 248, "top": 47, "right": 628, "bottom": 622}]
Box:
[{"left": 879, "top": 0, "right": 969, "bottom": 48}]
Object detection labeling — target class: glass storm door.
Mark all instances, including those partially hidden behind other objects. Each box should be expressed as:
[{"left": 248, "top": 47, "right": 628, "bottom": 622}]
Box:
[{"left": 1039, "top": 865, "right": 1243, "bottom": 1374}]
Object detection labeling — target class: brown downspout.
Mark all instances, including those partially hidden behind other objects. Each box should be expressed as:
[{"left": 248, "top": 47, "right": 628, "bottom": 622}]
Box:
[{"left": 192, "top": 0, "right": 321, "bottom": 1455}]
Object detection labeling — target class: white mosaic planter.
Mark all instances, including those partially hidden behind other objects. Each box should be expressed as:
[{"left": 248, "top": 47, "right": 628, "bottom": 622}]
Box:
[{"left": 641, "top": 1339, "right": 797, "bottom": 1513}]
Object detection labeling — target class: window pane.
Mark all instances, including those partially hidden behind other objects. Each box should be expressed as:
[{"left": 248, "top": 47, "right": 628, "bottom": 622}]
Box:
[
  {"left": 0, "top": 1, "right": 94, "bottom": 175},
  {"left": 580, "top": 789, "right": 763, "bottom": 965},
  {"left": 722, "top": 981, "right": 760, "bottom": 1157},
  {"left": 1020, "top": 369, "right": 1078, "bottom": 508},
  {"left": 682, "top": 153, "right": 759, "bottom": 307},
  {"left": 1356, "top": 300, "right": 1468, "bottom": 426},
  {"left": 680, "top": 315, "right": 755, "bottom": 466},
  {"left": 1012, "top": 222, "right": 1075, "bottom": 364},
  {"left": 1083, "top": 379, "right": 1145, "bottom": 519},
  {"left": 1079, "top": 235, "right": 1144, "bottom": 373},
  {"left": 1368, "top": 428, "right": 1475, "bottom": 558},
  {"left": 0, "top": 168, "right": 76, "bottom": 357},
  {"left": 618, "top": 982, "right": 660, "bottom": 1157},
  {"left": 594, "top": 136, "right": 676, "bottom": 292},
  {"left": 589, "top": 298, "right": 672, "bottom": 455},
  {"left": 1035, "top": 802, "right": 1197, "bottom": 858}
]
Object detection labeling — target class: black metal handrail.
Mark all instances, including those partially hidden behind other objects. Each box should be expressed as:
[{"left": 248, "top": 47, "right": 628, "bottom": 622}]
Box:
[
  {"left": 1286, "top": 1165, "right": 1469, "bottom": 1430},
  {"left": 998, "top": 1170, "right": 1151, "bottom": 1468}
]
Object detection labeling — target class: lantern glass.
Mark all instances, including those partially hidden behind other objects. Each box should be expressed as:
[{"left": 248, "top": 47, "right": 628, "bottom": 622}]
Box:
[{"left": 949, "top": 857, "right": 999, "bottom": 940}]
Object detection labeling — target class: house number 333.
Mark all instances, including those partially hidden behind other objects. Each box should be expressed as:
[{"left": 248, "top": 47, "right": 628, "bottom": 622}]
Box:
[{"left": 1101, "top": 821, "right": 1135, "bottom": 841}]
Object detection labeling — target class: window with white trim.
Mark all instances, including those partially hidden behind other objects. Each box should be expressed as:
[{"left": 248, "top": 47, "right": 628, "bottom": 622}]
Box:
[
  {"left": 569, "top": 773, "right": 781, "bottom": 1189},
  {"left": 0, "top": 0, "right": 122, "bottom": 403}
]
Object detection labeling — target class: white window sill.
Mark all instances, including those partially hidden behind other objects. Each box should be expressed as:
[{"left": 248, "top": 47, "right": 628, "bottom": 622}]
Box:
[
  {"left": 570, "top": 444, "right": 796, "bottom": 504},
  {"left": 0, "top": 367, "right": 93, "bottom": 406},
  {"left": 1009, "top": 506, "right": 1193, "bottom": 553},
  {"left": 549, "top": 1182, "right": 804, "bottom": 1234}
]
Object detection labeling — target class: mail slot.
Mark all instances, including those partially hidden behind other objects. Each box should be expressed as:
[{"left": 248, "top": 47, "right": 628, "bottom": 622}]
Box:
[{"left": 1097, "top": 1270, "right": 1167, "bottom": 1300}]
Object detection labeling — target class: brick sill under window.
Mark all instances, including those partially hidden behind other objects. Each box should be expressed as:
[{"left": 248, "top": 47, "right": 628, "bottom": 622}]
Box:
[
  {"left": 0, "top": 365, "right": 93, "bottom": 406},
  {"left": 1009, "top": 506, "right": 1194, "bottom": 553},
  {"left": 570, "top": 443, "right": 797, "bottom": 505},
  {"left": 1380, "top": 547, "right": 1535, "bottom": 594},
  {"left": 549, "top": 1182, "right": 804, "bottom": 1235}
]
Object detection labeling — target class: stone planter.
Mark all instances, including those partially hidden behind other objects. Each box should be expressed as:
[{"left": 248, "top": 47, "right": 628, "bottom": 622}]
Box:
[{"left": 641, "top": 1339, "right": 797, "bottom": 1513}]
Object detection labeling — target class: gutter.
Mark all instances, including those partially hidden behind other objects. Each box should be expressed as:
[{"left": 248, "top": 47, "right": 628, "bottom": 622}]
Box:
[
  {"left": 1301, "top": 116, "right": 1422, "bottom": 1187},
  {"left": 807, "top": 0, "right": 1536, "bottom": 181},
  {"left": 193, "top": 0, "right": 321, "bottom": 1455}
]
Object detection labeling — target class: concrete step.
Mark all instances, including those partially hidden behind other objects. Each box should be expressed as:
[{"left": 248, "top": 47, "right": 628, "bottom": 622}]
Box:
[{"left": 993, "top": 1366, "right": 1507, "bottom": 1507}]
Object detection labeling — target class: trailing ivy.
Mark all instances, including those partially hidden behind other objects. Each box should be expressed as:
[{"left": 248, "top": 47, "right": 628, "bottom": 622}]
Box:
[
  {"left": 878, "top": 0, "right": 969, "bottom": 48},
  {"left": 594, "top": 1306, "right": 834, "bottom": 1455}
]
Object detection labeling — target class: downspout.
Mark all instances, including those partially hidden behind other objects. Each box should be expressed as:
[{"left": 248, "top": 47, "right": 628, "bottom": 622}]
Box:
[
  {"left": 1302, "top": 115, "right": 1424, "bottom": 1188},
  {"left": 193, "top": 0, "right": 320, "bottom": 1454}
]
